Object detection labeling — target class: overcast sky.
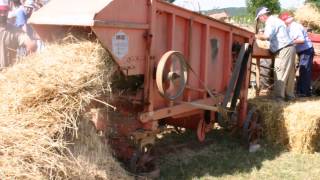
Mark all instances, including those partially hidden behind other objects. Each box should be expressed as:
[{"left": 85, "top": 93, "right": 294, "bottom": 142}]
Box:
[{"left": 174, "top": 0, "right": 306, "bottom": 10}]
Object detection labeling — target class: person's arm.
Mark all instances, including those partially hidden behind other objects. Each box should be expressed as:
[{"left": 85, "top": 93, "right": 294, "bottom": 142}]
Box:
[
  {"left": 255, "top": 22, "right": 274, "bottom": 41},
  {"left": 24, "top": 37, "right": 37, "bottom": 53},
  {"left": 290, "top": 24, "right": 305, "bottom": 44},
  {"left": 17, "top": 32, "right": 37, "bottom": 53},
  {"left": 291, "top": 25, "right": 305, "bottom": 44},
  {"left": 292, "top": 38, "right": 304, "bottom": 44},
  {"left": 255, "top": 33, "right": 269, "bottom": 41}
]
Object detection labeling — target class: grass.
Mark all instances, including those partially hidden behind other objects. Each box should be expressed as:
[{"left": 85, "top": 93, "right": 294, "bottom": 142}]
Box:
[{"left": 157, "top": 129, "right": 320, "bottom": 180}]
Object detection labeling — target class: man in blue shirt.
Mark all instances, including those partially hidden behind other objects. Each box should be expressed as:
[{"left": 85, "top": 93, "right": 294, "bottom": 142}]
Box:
[
  {"left": 255, "top": 7, "right": 296, "bottom": 101},
  {"left": 280, "top": 12, "right": 314, "bottom": 97},
  {"left": 9, "top": 0, "right": 27, "bottom": 28}
]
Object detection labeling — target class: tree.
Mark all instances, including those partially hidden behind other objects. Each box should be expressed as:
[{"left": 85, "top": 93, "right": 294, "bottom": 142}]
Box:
[{"left": 246, "top": 0, "right": 281, "bottom": 17}]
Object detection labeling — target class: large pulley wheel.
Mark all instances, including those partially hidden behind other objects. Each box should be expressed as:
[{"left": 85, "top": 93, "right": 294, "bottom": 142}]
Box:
[
  {"left": 156, "top": 51, "right": 188, "bottom": 100},
  {"left": 242, "top": 107, "right": 262, "bottom": 145}
]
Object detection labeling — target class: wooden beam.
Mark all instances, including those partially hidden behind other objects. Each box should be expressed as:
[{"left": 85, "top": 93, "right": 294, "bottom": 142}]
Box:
[
  {"left": 94, "top": 20, "right": 150, "bottom": 30},
  {"left": 140, "top": 95, "right": 223, "bottom": 123}
]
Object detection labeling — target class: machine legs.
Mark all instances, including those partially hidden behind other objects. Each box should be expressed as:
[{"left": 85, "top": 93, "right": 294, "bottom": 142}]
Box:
[
  {"left": 242, "top": 107, "right": 262, "bottom": 146},
  {"left": 197, "top": 119, "right": 206, "bottom": 142}
]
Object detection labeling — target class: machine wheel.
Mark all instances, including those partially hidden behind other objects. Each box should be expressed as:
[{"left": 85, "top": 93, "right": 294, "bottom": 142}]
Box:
[
  {"left": 156, "top": 51, "right": 188, "bottom": 100},
  {"left": 242, "top": 107, "right": 262, "bottom": 145}
]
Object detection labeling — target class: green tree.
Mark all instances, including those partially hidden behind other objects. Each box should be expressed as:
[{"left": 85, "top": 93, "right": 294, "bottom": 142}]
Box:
[{"left": 246, "top": 0, "right": 281, "bottom": 17}]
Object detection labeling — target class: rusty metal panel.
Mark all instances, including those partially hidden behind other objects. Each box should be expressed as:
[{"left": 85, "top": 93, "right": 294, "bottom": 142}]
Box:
[{"left": 29, "top": 0, "right": 112, "bottom": 26}]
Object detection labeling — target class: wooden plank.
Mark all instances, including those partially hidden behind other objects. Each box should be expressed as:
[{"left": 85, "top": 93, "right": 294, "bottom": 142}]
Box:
[
  {"left": 140, "top": 95, "right": 224, "bottom": 122},
  {"left": 255, "top": 58, "right": 261, "bottom": 94},
  {"left": 222, "top": 44, "right": 249, "bottom": 108},
  {"left": 94, "top": 20, "right": 150, "bottom": 29},
  {"left": 230, "top": 45, "right": 251, "bottom": 110}
]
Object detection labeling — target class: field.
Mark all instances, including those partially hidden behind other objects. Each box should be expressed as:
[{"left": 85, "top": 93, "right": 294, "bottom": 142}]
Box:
[{"left": 157, "top": 129, "right": 320, "bottom": 180}]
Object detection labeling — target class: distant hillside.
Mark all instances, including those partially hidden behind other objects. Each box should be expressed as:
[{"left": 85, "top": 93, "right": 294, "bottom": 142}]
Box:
[{"left": 204, "top": 7, "right": 248, "bottom": 17}]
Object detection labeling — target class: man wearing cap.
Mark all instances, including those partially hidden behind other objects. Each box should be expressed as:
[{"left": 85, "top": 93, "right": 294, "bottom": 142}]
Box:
[
  {"left": 255, "top": 7, "right": 296, "bottom": 101},
  {"left": 23, "top": 0, "right": 35, "bottom": 39},
  {"left": 280, "top": 12, "right": 314, "bottom": 97},
  {"left": 0, "top": 0, "right": 36, "bottom": 70}
]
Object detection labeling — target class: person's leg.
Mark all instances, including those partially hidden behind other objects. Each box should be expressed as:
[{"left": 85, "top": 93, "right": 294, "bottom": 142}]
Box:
[
  {"left": 285, "top": 47, "right": 296, "bottom": 98},
  {"left": 274, "top": 47, "right": 295, "bottom": 99},
  {"left": 260, "top": 58, "right": 273, "bottom": 89},
  {"left": 273, "top": 56, "right": 285, "bottom": 98},
  {"left": 297, "top": 48, "right": 314, "bottom": 96},
  {"left": 296, "top": 54, "right": 301, "bottom": 94}
]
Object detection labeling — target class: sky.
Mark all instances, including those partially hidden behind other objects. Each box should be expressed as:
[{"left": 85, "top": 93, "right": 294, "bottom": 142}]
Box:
[{"left": 174, "top": 0, "right": 306, "bottom": 11}]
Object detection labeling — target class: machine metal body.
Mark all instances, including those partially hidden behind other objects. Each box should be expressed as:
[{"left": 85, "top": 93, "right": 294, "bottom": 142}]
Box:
[{"left": 29, "top": 0, "right": 256, "bottom": 173}]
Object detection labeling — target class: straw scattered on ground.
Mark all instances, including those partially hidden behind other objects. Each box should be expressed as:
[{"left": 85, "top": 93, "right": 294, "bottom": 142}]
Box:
[
  {"left": 0, "top": 39, "right": 131, "bottom": 179},
  {"left": 249, "top": 97, "right": 320, "bottom": 153}
]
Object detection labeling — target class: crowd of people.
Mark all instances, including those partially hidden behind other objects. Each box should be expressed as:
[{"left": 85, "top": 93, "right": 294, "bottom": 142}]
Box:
[
  {"left": 0, "top": 0, "right": 45, "bottom": 70},
  {"left": 255, "top": 6, "right": 314, "bottom": 100}
]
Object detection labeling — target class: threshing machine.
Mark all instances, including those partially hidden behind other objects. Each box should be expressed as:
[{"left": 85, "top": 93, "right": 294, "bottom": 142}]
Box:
[{"left": 29, "top": 0, "right": 259, "bottom": 173}]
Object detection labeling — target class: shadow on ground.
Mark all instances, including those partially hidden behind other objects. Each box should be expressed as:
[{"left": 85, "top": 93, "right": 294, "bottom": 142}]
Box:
[{"left": 156, "top": 129, "right": 284, "bottom": 180}]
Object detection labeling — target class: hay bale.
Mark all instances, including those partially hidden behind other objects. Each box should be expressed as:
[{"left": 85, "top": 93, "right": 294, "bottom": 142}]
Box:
[
  {"left": 70, "top": 114, "right": 131, "bottom": 180},
  {"left": 0, "top": 40, "right": 131, "bottom": 179},
  {"left": 295, "top": 3, "right": 320, "bottom": 30},
  {"left": 284, "top": 100, "right": 320, "bottom": 153},
  {"left": 250, "top": 98, "right": 320, "bottom": 153}
]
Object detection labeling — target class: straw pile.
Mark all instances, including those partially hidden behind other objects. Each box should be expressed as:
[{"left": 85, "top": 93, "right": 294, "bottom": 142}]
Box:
[
  {"left": 0, "top": 39, "right": 131, "bottom": 179},
  {"left": 249, "top": 98, "right": 320, "bottom": 153},
  {"left": 295, "top": 3, "right": 320, "bottom": 30}
]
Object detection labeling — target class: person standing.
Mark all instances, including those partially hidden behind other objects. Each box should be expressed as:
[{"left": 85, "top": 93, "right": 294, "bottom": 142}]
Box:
[
  {"left": 0, "top": 0, "right": 36, "bottom": 70},
  {"left": 255, "top": 7, "right": 296, "bottom": 101},
  {"left": 22, "top": 0, "right": 35, "bottom": 39},
  {"left": 279, "top": 12, "right": 314, "bottom": 97},
  {"left": 8, "top": 0, "right": 27, "bottom": 28}
]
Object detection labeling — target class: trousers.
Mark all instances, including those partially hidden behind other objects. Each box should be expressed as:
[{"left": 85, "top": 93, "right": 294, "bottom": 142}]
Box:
[
  {"left": 297, "top": 47, "right": 314, "bottom": 96},
  {"left": 273, "top": 46, "right": 296, "bottom": 98}
]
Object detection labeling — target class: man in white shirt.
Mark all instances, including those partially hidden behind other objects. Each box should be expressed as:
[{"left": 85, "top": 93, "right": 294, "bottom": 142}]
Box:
[
  {"left": 279, "top": 12, "right": 314, "bottom": 97},
  {"left": 255, "top": 7, "right": 296, "bottom": 101}
]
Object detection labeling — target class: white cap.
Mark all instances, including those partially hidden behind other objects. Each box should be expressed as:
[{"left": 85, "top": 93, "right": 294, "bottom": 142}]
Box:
[
  {"left": 255, "top": 7, "right": 270, "bottom": 20},
  {"left": 24, "top": 0, "right": 35, "bottom": 8}
]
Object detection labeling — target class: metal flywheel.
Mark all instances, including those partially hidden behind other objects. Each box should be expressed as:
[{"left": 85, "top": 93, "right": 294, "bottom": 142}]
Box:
[{"left": 156, "top": 51, "right": 188, "bottom": 101}]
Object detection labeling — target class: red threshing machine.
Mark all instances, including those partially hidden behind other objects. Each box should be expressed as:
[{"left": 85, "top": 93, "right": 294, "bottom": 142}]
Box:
[
  {"left": 308, "top": 33, "right": 320, "bottom": 94},
  {"left": 29, "top": 0, "right": 260, "bottom": 173}
]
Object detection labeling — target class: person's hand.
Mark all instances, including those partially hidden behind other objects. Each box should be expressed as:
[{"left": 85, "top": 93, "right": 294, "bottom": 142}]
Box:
[
  {"left": 25, "top": 39, "right": 37, "bottom": 54},
  {"left": 255, "top": 34, "right": 269, "bottom": 41},
  {"left": 255, "top": 34, "right": 262, "bottom": 40}
]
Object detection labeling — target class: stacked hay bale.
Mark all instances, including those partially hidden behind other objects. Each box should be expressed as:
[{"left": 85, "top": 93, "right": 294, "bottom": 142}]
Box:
[
  {"left": 295, "top": 3, "right": 320, "bottom": 31},
  {"left": 0, "top": 39, "right": 131, "bottom": 179},
  {"left": 250, "top": 98, "right": 320, "bottom": 153}
]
